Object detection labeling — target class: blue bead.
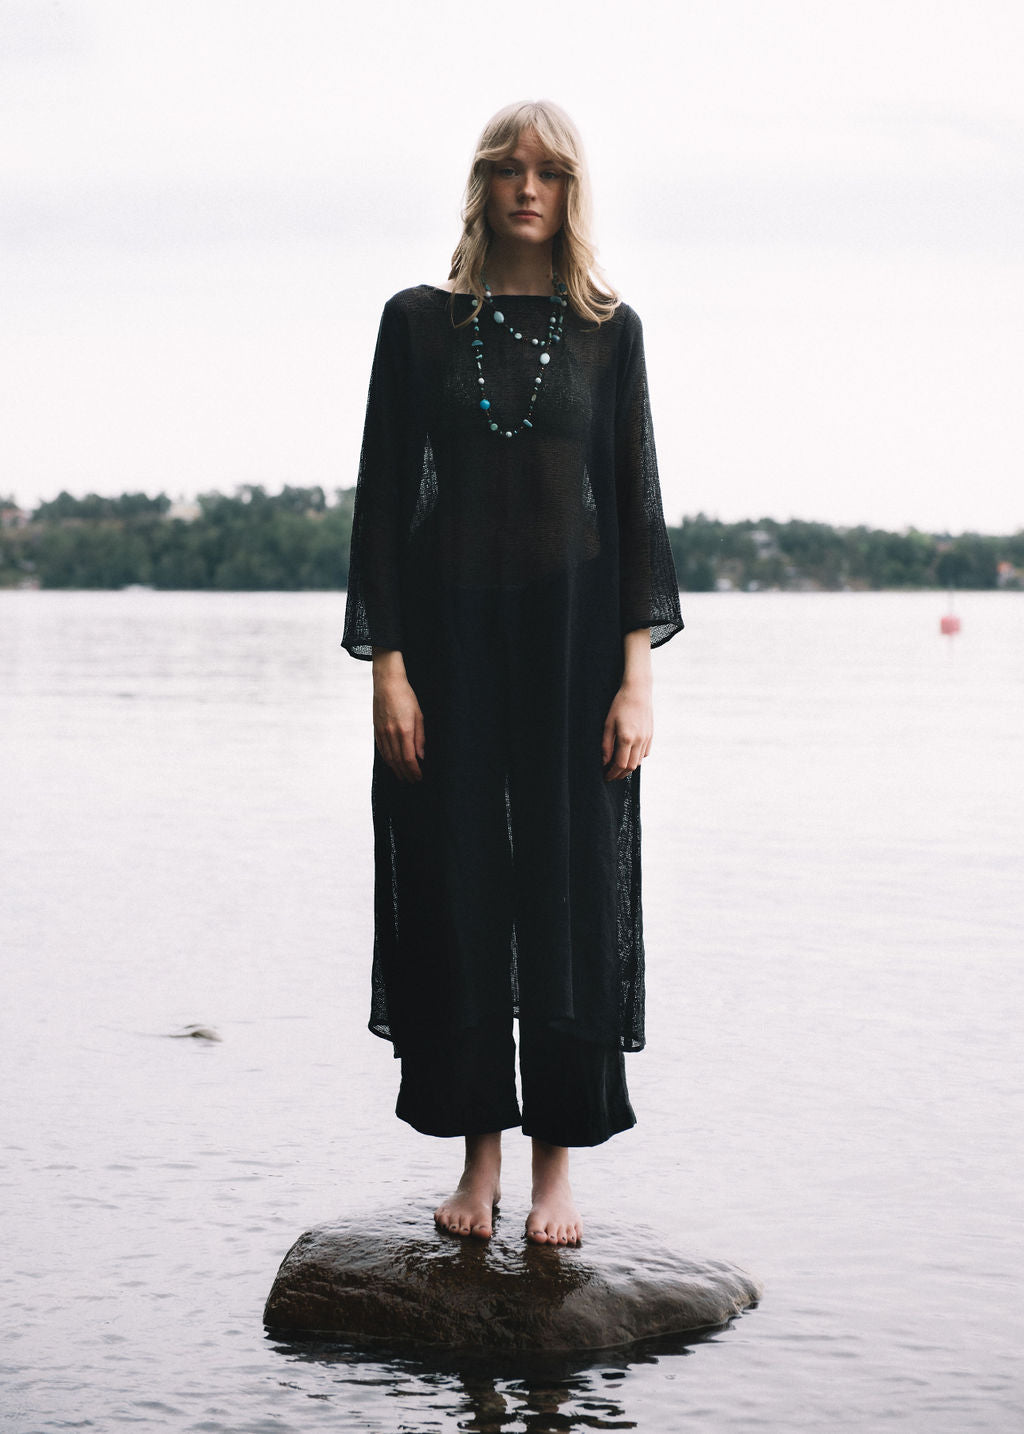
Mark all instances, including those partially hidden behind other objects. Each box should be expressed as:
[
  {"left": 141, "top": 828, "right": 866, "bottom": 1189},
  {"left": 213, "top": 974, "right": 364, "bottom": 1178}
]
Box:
[
  {"left": 489, "top": 422, "right": 498, "bottom": 431},
  {"left": 523, "top": 419, "right": 533, "bottom": 428},
  {"left": 471, "top": 339, "right": 483, "bottom": 346},
  {"left": 480, "top": 399, "right": 490, "bottom": 410},
  {"left": 493, "top": 311, "right": 504, "bottom": 324}
]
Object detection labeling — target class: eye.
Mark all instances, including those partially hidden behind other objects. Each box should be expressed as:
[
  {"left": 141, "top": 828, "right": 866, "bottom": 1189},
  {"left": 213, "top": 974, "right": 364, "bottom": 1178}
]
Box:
[
  {"left": 540, "top": 169, "right": 561, "bottom": 182},
  {"left": 495, "top": 165, "right": 517, "bottom": 178}
]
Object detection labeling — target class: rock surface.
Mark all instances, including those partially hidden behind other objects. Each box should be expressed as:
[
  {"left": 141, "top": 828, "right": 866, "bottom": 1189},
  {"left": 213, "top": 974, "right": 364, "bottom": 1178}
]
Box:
[{"left": 264, "top": 1209, "right": 761, "bottom": 1352}]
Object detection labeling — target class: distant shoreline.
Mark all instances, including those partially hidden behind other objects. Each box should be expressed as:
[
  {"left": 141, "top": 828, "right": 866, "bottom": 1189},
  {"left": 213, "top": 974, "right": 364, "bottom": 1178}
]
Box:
[
  {"left": 2, "top": 487, "right": 1021, "bottom": 593},
  {"left": 3, "top": 585, "right": 1020, "bottom": 597}
]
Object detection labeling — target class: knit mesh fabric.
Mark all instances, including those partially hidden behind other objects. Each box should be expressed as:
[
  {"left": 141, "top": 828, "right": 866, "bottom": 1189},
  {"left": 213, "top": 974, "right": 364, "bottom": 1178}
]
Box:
[{"left": 344, "top": 286, "right": 682, "bottom": 1054}]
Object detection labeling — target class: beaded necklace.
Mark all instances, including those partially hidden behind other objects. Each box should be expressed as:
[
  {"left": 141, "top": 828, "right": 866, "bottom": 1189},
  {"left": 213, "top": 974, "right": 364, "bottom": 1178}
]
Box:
[{"left": 470, "top": 275, "right": 568, "bottom": 438}]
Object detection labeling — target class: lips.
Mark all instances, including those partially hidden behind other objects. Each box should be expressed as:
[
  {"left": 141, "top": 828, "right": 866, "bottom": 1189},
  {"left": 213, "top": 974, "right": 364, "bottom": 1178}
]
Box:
[{"left": 511, "top": 210, "right": 541, "bottom": 218}]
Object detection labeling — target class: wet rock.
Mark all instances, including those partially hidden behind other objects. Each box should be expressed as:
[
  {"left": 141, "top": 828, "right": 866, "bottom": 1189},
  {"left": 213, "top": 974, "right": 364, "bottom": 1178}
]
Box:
[{"left": 263, "top": 1209, "right": 761, "bottom": 1352}]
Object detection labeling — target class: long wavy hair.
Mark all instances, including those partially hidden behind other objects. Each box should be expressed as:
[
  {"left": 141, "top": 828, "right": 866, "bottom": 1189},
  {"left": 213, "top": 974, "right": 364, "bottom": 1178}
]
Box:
[{"left": 448, "top": 100, "right": 619, "bottom": 326}]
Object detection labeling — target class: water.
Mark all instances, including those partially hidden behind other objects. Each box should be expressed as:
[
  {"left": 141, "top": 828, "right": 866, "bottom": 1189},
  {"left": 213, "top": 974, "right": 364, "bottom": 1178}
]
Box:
[{"left": 1, "top": 589, "right": 1022, "bottom": 1432}]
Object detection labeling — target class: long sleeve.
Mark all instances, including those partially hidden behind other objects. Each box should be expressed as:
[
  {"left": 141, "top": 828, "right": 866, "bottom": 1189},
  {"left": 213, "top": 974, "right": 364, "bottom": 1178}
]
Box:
[
  {"left": 342, "top": 298, "right": 420, "bottom": 659},
  {"left": 613, "top": 308, "right": 683, "bottom": 649}
]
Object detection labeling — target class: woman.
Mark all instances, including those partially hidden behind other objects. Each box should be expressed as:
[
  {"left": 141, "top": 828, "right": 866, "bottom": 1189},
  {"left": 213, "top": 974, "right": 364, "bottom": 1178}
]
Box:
[{"left": 343, "top": 100, "right": 682, "bottom": 1246}]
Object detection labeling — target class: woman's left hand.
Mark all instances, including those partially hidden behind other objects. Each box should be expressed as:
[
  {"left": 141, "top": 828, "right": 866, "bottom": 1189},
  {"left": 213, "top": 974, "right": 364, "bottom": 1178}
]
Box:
[{"left": 602, "top": 679, "right": 653, "bottom": 780}]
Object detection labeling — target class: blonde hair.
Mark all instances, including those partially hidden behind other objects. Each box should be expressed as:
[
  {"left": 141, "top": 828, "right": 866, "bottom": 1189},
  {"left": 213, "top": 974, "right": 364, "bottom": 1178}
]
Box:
[{"left": 448, "top": 100, "right": 619, "bottom": 325}]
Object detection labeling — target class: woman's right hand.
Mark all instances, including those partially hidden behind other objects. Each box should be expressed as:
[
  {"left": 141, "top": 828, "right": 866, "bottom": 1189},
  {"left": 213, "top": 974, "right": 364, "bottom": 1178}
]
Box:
[{"left": 371, "top": 649, "right": 425, "bottom": 782}]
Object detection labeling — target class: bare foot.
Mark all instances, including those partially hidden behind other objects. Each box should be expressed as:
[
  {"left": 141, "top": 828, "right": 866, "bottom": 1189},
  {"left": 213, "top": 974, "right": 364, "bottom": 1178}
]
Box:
[
  {"left": 526, "top": 1140, "right": 583, "bottom": 1246},
  {"left": 434, "top": 1131, "right": 502, "bottom": 1239}
]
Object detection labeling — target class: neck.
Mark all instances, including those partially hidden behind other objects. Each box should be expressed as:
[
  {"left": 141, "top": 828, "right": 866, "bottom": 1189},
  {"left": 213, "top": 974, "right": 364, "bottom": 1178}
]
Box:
[{"left": 485, "top": 240, "right": 556, "bottom": 295}]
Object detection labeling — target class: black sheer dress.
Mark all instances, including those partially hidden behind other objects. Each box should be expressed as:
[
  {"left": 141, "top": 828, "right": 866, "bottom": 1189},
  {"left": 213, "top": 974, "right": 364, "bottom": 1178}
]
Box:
[{"left": 343, "top": 285, "right": 682, "bottom": 1059}]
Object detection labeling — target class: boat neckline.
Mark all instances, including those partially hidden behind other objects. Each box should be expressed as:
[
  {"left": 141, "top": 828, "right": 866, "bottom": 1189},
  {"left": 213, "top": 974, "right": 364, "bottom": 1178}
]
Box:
[{"left": 421, "top": 284, "right": 556, "bottom": 299}]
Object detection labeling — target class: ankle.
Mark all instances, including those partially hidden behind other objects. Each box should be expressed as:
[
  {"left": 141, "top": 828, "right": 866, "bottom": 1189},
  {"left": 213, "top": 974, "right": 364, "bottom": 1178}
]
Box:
[
  {"left": 530, "top": 1138, "right": 571, "bottom": 1189},
  {"left": 463, "top": 1132, "right": 503, "bottom": 1182}
]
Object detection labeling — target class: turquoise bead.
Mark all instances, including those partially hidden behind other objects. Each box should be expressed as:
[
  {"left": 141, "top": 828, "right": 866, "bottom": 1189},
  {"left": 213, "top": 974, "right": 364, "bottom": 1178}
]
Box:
[
  {"left": 493, "top": 310, "right": 504, "bottom": 324},
  {"left": 539, "top": 353, "right": 550, "bottom": 365},
  {"left": 480, "top": 399, "right": 490, "bottom": 410}
]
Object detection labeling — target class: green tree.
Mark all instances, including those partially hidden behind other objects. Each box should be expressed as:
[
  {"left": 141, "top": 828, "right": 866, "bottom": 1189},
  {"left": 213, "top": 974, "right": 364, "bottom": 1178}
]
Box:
[{"left": 936, "top": 535, "right": 998, "bottom": 589}]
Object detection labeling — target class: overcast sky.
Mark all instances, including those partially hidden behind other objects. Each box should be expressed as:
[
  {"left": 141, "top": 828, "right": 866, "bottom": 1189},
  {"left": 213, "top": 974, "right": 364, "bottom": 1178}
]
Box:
[{"left": 3, "top": 0, "right": 1022, "bottom": 532}]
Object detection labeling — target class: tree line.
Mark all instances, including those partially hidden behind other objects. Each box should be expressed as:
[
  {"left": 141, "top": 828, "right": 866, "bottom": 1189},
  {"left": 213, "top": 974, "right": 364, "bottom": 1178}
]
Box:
[{"left": 1, "top": 486, "right": 1021, "bottom": 591}]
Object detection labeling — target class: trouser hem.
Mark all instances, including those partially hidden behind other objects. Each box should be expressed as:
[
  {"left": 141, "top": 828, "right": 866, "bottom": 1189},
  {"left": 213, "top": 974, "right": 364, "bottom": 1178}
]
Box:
[
  {"left": 395, "top": 1018, "right": 637, "bottom": 1147},
  {"left": 395, "top": 1100, "right": 524, "bottom": 1140},
  {"left": 521, "top": 1104, "right": 637, "bottom": 1149}
]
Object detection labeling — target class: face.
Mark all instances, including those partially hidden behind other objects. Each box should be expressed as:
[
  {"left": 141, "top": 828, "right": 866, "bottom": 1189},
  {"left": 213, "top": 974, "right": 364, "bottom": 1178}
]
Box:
[{"left": 485, "top": 128, "right": 567, "bottom": 249}]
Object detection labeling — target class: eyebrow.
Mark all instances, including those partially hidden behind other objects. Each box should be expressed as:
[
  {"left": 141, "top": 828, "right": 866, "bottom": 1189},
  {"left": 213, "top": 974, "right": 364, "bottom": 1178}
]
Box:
[{"left": 500, "top": 154, "right": 561, "bottom": 166}]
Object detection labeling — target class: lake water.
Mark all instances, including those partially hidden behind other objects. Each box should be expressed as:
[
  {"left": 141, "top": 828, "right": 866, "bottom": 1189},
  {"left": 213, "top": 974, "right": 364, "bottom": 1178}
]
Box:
[{"left": 1, "top": 589, "right": 1022, "bottom": 1433}]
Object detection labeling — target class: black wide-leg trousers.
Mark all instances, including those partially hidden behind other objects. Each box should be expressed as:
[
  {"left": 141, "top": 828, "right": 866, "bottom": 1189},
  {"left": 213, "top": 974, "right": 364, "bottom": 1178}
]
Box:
[{"left": 395, "top": 1018, "right": 636, "bottom": 1148}]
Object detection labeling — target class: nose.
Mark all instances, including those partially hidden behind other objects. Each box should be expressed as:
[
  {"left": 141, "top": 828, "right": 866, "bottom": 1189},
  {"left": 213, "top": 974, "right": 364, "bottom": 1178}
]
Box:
[{"left": 517, "top": 170, "right": 537, "bottom": 200}]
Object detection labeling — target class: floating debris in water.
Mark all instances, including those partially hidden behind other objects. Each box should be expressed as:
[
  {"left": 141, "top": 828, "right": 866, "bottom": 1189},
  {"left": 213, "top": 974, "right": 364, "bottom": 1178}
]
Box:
[{"left": 168, "top": 1024, "right": 222, "bottom": 1042}]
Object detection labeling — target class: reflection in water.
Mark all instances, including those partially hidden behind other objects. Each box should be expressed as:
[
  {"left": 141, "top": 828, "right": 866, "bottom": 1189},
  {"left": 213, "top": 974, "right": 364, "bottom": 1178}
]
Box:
[{"left": 267, "top": 1324, "right": 728, "bottom": 1432}]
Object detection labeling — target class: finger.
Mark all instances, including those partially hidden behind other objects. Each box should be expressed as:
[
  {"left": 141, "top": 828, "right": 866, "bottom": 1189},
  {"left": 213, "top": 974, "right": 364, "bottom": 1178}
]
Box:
[
  {"left": 396, "top": 725, "right": 423, "bottom": 782},
  {"left": 414, "top": 709, "right": 426, "bottom": 762},
  {"left": 604, "top": 747, "right": 630, "bottom": 781},
  {"left": 374, "top": 726, "right": 394, "bottom": 769},
  {"left": 606, "top": 736, "right": 642, "bottom": 781},
  {"left": 376, "top": 725, "right": 418, "bottom": 782},
  {"left": 601, "top": 718, "right": 615, "bottom": 767},
  {"left": 618, "top": 733, "right": 641, "bottom": 769},
  {"left": 378, "top": 733, "right": 403, "bottom": 780},
  {"left": 603, "top": 737, "right": 625, "bottom": 780}
]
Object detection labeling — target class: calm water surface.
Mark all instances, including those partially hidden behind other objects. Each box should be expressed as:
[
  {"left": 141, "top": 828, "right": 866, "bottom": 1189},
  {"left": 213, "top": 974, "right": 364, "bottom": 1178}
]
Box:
[{"left": 1, "top": 590, "right": 1022, "bottom": 1432}]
